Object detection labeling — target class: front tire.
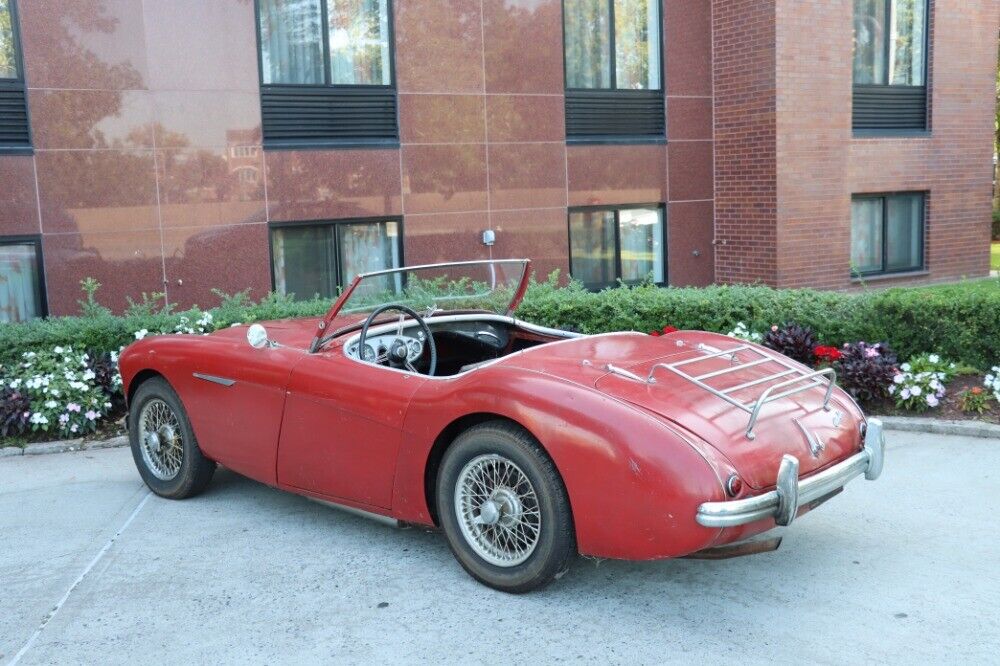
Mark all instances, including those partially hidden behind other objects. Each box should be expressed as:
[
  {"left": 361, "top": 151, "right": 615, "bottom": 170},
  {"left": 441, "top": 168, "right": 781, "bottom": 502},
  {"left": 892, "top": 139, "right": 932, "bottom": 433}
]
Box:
[
  {"left": 128, "top": 376, "right": 215, "bottom": 499},
  {"left": 437, "top": 421, "right": 575, "bottom": 593}
]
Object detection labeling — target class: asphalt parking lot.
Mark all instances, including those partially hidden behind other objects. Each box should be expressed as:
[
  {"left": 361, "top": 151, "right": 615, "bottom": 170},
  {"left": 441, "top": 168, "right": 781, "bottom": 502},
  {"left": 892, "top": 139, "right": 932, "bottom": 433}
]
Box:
[{"left": 1, "top": 430, "right": 996, "bottom": 664}]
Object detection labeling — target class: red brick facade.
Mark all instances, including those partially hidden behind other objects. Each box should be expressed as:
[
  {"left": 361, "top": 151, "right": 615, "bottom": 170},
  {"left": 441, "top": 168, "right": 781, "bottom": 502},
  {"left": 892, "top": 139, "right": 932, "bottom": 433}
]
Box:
[{"left": 714, "top": 0, "right": 999, "bottom": 289}]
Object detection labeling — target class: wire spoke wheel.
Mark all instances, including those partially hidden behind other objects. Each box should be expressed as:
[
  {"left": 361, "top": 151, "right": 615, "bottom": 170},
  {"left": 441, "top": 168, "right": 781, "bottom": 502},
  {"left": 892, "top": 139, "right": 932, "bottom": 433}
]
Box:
[
  {"left": 138, "top": 398, "right": 184, "bottom": 481},
  {"left": 455, "top": 454, "right": 542, "bottom": 567}
]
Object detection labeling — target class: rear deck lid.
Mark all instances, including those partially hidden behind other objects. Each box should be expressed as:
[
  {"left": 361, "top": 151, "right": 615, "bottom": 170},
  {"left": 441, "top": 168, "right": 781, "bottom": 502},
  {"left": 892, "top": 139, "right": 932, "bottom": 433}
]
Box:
[{"left": 593, "top": 334, "right": 864, "bottom": 489}]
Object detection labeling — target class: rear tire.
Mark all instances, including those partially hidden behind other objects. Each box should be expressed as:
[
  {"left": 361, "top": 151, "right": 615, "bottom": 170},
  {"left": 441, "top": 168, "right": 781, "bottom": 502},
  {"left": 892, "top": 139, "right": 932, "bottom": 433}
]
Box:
[
  {"left": 436, "top": 421, "right": 575, "bottom": 593},
  {"left": 128, "top": 376, "right": 215, "bottom": 499}
]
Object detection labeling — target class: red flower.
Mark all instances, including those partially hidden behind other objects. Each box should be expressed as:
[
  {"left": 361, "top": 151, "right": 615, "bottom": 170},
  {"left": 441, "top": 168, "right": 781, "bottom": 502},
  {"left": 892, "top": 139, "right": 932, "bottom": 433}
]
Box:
[
  {"left": 649, "top": 330, "right": 661, "bottom": 336},
  {"left": 663, "top": 326, "right": 679, "bottom": 334},
  {"left": 813, "top": 345, "right": 842, "bottom": 361}
]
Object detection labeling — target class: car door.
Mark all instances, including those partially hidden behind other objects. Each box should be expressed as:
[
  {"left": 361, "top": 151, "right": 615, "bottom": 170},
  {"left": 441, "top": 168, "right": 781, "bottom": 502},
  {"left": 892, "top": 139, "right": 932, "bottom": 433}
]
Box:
[
  {"left": 276, "top": 350, "right": 427, "bottom": 509},
  {"left": 171, "top": 340, "right": 302, "bottom": 487}
]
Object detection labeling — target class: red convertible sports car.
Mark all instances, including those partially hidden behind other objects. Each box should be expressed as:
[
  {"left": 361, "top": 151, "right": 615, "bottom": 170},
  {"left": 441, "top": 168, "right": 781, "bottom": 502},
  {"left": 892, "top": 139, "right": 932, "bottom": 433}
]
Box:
[{"left": 119, "top": 259, "right": 885, "bottom": 593}]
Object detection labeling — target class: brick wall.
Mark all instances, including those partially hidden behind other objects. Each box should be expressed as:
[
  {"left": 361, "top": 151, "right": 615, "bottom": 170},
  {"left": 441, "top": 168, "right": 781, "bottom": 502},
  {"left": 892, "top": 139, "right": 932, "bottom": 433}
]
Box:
[
  {"left": 716, "top": 0, "right": 998, "bottom": 289},
  {"left": 712, "top": 0, "right": 778, "bottom": 285}
]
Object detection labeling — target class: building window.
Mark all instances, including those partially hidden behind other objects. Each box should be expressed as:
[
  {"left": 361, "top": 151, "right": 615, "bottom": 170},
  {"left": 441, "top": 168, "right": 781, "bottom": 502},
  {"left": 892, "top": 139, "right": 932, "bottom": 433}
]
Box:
[
  {"left": 0, "top": 237, "right": 46, "bottom": 322},
  {"left": 851, "top": 193, "right": 925, "bottom": 276},
  {"left": 0, "top": 0, "right": 31, "bottom": 152},
  {"left": 852, "top": 0, "right": 928, "bottom": 132},
  {"left": 270, "top": 219, "right": 401, "bottom": 300},
  {"left": 255, "top": 0, "right": 397, "bottom": 148},
  {"left": 568, "top": 205, "right": 665, "bottom": 288},
  {"left": 563, "top": 0, "right": 664, "bottom": 142}
]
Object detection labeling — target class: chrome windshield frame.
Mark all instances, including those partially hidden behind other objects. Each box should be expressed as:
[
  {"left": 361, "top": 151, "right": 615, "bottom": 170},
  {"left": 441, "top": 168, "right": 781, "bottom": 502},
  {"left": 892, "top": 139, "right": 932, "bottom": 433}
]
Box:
[{"left": 309, "top": 259, "right": 531, "bottom": 353}]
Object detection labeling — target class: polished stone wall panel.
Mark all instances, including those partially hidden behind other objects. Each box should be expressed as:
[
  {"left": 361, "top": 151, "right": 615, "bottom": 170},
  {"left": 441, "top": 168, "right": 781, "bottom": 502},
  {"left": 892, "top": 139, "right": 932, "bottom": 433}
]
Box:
[
  {"left": 18, "top": 0, "right": 150, "bottom": 90},
  {"left": 42, "top": 229, "right": 165, "bottom": 314},
  {"left": 10, "top": 0, "right": 721, "bottom": 315},
  {"left": 0, "top": 157, "right": 41, "bottom": 236}
]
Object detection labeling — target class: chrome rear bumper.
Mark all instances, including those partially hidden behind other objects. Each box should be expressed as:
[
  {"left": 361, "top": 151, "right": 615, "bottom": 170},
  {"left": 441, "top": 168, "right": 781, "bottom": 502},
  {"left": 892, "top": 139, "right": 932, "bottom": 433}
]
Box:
[{"left": 696, "top": 418, "right": 886, "bottom": 528}]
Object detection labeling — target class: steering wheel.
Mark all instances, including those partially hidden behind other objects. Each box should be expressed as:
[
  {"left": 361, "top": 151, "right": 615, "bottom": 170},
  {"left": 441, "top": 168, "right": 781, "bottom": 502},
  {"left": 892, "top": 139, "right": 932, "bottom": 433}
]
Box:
[{"left": 358, "top": 304, "right": 437, "bottom": 377}]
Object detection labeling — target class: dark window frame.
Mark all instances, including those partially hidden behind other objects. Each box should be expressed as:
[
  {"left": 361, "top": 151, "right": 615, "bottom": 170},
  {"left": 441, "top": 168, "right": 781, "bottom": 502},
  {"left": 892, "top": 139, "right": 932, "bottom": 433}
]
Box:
[
  {"left": 562, "top": 0, "right": 666, "bottom": 144},
  {"left": 0, "top": 234, "right": 48, "bottom": 320},
  {"left": 0, "top": 0, "right": 32, "bottom": 154},
  {"left": 567, "top": 203, "right": 668, "bottom": 290},
  {"left": 852, "top": 0, "right": 931, "bottom": 134},
  {"left": 253, "top": 0, "right": 399, "bottom": 150},
  {"left": 267, "top": 216, "right": 405, "bottom": 298},
  {"left": 850, "top": 191, "right": 926, "bottom": 278}
]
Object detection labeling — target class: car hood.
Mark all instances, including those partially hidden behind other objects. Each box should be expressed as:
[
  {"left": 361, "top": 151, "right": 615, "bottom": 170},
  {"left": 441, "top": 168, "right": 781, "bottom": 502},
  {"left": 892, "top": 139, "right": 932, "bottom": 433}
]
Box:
[{"left": 508, "top": 331, "right": 865, "bottom": 489}]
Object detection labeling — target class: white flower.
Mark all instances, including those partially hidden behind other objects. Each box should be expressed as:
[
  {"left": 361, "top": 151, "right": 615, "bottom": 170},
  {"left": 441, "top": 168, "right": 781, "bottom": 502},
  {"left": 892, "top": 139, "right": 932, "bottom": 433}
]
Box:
[
  {"left": 901, "top": 388, "right": 911, "bottom": 399},
  {"left": 44, "top": 400, "right": 57, "bottom": 409},
  {"left": 70, "top": 424, "right": 78, "bottom": 433},
  {"left": 893, "top": 374, "right": 904, "bottom": 384},
  {"left": 82, "top": 369, "right": 96, "bottom": 381},
  {"left": 928, "top": 354, "right": 940, "bottom": 364},
  {"left": 85, "top": 410, "right": 99, "bottom": 421},
  {"left": 54, "top": 346, "right": 64, "bottom": 354},
  {"left": 926, "top": 394, "right": 939, "bottom": 407},
  {"left": 911, "top": 385, "right": 922, "bottom": 396},
  {"left": 901, "top": 363, "right": 911, "bottom": 372},
  {"left": 135, "top": 329, "right": 149, "bottom": 340}
]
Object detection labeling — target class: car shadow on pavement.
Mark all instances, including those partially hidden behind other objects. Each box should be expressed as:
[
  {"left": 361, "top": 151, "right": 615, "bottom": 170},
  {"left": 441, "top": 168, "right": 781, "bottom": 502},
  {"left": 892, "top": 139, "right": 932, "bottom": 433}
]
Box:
[{"left": 198, "top": 466, "right": 867, "bottom": 601}]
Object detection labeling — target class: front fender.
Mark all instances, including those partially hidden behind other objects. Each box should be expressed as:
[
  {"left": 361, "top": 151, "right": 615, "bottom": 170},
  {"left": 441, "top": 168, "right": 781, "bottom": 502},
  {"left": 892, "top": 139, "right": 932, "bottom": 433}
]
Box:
[{"left": 393, "top": 366, "right": 729, "bottom": 560}]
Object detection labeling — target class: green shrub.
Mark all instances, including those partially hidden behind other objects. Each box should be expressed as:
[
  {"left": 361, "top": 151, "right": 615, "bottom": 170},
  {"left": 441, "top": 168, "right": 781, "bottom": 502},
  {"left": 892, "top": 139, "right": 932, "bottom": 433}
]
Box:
[{"left": 1, "top": 275, "right": 999, "bottom": 371}]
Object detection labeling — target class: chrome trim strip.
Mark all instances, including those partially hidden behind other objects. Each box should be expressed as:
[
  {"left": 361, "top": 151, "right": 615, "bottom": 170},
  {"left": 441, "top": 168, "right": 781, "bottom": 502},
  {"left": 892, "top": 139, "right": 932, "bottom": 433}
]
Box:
[
  {"left": 696, "top": 418, "right": 886, "bottom": 528},
  {"left": 192, "top": 373, "right": 236, "bottom": 387},
  {"left": 354, "top": 258, "right": 529, "bottom": 279},
  {"left": 308, "top": 497, "right": 401, "bottom": 528}
]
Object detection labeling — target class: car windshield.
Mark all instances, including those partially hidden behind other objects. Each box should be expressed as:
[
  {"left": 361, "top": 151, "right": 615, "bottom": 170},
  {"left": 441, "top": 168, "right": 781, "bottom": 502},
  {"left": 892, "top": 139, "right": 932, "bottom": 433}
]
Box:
[{"left": 328, "top": 260, "right": 529, "bottom": 328}]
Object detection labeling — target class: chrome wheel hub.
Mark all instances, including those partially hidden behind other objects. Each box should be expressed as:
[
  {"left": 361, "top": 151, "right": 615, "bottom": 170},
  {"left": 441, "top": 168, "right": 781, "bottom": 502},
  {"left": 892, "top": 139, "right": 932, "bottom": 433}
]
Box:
[
  {"left": 138, "top": 399, "right": 183, "bottom": 481},
  {"left": 455, "top": 454, "right": 541, "bottom": 567}
]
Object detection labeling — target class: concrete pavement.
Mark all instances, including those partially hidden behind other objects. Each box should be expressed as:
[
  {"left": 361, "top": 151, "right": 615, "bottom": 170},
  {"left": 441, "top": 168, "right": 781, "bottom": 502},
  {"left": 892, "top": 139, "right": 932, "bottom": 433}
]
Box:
[{"left": 1, "top": 431, "right": 996, "bottom": 664}]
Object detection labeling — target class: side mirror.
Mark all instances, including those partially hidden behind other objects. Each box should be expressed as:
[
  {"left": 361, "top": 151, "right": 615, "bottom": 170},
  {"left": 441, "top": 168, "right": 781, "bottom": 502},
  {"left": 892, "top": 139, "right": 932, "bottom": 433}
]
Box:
[{"left": 246, "top": 323, "right": 270, "bottom": 349}]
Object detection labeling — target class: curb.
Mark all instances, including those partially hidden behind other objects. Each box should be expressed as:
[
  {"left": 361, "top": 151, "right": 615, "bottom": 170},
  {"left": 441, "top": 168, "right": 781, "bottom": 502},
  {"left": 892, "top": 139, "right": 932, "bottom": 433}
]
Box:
[
  {"left": 1, "top": 435, "right": 128, "bottom": 458},
  {"left": 877, "top": 416, "right": 1000, "bottom": 440}
]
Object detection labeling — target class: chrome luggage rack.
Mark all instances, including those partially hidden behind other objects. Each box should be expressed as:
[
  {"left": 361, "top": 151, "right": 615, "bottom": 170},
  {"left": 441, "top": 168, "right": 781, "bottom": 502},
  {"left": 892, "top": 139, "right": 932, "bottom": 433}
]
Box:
[{"left": 641, "top": 343, "right": 836, "bottom": 440}]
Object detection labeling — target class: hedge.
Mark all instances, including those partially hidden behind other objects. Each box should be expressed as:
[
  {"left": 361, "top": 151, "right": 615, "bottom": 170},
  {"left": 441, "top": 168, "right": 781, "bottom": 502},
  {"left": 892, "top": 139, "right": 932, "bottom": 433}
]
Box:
[{"left": 1, "top": 276, "right": 998, "bottom": 370}]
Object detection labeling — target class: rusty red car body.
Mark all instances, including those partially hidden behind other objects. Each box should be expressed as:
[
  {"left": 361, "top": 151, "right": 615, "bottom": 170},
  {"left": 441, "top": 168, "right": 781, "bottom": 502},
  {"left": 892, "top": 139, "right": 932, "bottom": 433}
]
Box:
[{"left": 119, "top": 260, "right": 885, "bottom": 577}]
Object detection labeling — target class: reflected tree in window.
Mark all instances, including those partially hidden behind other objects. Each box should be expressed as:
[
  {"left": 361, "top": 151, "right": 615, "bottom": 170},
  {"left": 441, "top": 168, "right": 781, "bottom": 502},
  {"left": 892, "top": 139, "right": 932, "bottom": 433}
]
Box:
[{"left": 0, "top": 0, "right": 17, "bottom": 79}]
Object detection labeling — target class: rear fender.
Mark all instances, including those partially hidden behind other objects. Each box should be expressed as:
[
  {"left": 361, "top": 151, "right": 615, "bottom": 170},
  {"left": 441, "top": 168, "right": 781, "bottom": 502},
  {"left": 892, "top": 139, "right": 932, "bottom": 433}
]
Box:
[{"left": 394, "top": 366, "right": 728, "bottom": 560}]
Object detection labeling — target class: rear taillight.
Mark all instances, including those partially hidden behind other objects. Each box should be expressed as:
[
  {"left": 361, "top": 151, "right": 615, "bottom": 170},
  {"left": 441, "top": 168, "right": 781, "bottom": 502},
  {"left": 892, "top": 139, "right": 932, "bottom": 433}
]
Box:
[{"left": 726, "top": 474, "right": 743, "bottom": 497}]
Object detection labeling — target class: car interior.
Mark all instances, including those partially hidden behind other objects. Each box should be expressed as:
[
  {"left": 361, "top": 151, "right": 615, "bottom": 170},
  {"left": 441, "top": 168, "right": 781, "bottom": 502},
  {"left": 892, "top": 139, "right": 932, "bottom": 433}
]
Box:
[{"left": 344, "top": 318, "right": 568, "bottom": 376}]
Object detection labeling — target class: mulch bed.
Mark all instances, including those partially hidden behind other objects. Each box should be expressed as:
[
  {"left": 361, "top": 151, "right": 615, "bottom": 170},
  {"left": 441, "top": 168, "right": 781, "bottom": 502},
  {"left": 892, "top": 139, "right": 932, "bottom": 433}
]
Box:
[{"left": 867, "top": 375, "right": 1000, "bottom": 425}]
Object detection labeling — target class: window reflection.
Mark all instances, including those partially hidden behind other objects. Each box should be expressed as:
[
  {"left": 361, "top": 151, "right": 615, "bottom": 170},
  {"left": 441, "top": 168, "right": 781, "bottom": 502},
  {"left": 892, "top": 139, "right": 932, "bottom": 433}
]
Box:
[
  {"left": 259, "top": 0, "right": 325, "bottom": 84},
  {"left": 0, "top": 241, "right": 43, "bottom": 322},
  {"left": 271, "top": 220, "right": 401, "bottom": 301},
  {"left": 564, "top": 0, "right": 660, "bottom": 90},
  {"left": 569, "top": 206, "right": 665, "bottom": 288},
  {"left": 259, "top": 0, "right": 393, "bottom": 87},
  {"left": 328, "top": 0, "right": 392, "bottom": 85},
  {"left": 0, "top": 0, "right": 17, "bottom": 79},
  {"left": 853, "top": 0, "right": 926, "bottom": 86}
]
